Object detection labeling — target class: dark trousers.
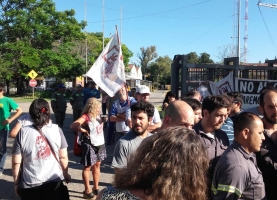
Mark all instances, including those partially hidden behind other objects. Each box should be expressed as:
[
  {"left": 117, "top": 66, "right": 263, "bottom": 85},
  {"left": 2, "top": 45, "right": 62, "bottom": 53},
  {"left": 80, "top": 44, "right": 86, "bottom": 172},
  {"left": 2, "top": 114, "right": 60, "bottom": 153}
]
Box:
[
  {"left": 73, "top": 109, "right": 82, "bottom": 122},
  {"left": 54, "top": 111, "right": 66, "bottom": 128},
  {"left": 102, "top": 103, "right": 107, "bottom": 128},
  {"left": 20, "top": 180, "right": 62, "bottom": 200},
  {"left": 102, "top": 103, "right": 107, "bottom": 115},
  {"left": 0, "top": 129, "right": 8, "bottom": 173},
  {"left": 106, "top": 120, "right": 115, "bottom": 144}
]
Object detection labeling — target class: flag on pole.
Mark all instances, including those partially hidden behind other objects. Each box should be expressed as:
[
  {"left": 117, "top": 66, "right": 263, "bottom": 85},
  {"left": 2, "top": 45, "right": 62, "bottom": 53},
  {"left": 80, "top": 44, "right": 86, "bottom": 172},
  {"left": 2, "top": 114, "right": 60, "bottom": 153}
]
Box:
[
  {"left": 86, "top": 28, "right": 126, "bottom": 97},
  {"left": 209, "top": 71, "right": 234, "bottom": 95}
]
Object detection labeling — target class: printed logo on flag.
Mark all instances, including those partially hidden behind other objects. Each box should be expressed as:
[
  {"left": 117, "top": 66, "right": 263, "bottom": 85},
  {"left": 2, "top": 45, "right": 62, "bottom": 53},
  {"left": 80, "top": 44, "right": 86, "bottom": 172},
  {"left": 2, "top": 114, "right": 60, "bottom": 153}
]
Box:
[
  {"left": 218, "top": 82, "right": 232, "bottom": 94},
  {"left": 86, "top": 28, "right": 126, "bottom": 97},
  {"left": 209, "top": 71, "right": 234, "bottom": 95},
  {"left": 102, "top": 45, "right": 121, "bottom": 81}
]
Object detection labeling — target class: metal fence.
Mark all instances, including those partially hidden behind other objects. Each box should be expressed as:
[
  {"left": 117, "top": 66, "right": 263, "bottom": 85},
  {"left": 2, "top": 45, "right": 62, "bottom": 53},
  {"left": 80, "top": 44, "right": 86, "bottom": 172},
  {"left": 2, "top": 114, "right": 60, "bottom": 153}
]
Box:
[{"left": 171, "top": 55, "right": 277, "bottom": 97}]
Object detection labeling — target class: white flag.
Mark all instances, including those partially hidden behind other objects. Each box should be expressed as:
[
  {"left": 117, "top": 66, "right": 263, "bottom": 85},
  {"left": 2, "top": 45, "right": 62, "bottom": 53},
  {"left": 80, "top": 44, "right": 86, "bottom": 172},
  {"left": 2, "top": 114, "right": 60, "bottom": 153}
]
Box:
[
  {"left": 197, "top": 85, "right": 211, "bottom": 101},
  {"left": 209, "top": 71, "right": 234, "bottom": 95},
  {"left": 86, "top": 29, "right": 125, "bottom": 97}
]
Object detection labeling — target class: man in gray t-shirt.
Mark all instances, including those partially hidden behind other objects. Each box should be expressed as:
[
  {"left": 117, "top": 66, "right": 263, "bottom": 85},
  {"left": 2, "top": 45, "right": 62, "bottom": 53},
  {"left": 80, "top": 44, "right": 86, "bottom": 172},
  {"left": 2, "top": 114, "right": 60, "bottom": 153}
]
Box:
[{"left": 112, "top": 101, "right": 155, "bottom": 172}]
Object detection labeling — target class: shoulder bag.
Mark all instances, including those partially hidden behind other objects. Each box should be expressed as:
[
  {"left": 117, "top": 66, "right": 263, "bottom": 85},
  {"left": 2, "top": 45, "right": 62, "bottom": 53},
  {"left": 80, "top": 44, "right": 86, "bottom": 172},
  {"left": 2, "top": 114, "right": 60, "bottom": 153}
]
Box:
[{"left": 35, "top": 127, "right": 70, "bottom": 200}]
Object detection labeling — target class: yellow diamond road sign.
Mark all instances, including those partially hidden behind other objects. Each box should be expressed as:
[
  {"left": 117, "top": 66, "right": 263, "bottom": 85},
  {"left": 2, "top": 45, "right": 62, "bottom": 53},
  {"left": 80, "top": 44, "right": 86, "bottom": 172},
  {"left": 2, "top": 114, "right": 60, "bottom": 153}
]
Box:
[{"left": 28, "top": 70, "right": 38, "bottom": 79}]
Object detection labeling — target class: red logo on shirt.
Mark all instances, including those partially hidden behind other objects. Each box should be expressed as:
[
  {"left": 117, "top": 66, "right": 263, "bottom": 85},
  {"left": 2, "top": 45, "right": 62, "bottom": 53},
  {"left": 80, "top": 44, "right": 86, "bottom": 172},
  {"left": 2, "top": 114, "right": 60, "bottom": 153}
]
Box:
[
  {"left": 96, "top": 124, "right": 103, "bottom": 135},
  {"left": 35, "top": 136, "right": 51, "bottom": 159}
]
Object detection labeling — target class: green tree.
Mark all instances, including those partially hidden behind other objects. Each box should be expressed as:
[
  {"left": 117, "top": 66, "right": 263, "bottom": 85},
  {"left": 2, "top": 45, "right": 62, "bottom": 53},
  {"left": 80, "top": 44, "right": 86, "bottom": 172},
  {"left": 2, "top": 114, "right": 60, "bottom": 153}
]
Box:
[
  {"left": 121, "top": 43, "right": 133, "bottom": 67},
  {"left": 199, "top": 52, "right": 214, "bottom": 63},
  {"left": 187, "top": 52, "right": 199, "bottom": 64},
  {"left": 186, "top": 52, "right": 214, "bottom": 64},
  {"left": 72, "top": 32, "right": 133, "bottom": 72},
  {"left": 148, "top": 56, "right": 172, "bottom": 84},
  {"left": 0, "top": 0, "right": 86, "bottom": 94},
  {"left": 137, "top": 46, "right": 158, "bottom": 78}
]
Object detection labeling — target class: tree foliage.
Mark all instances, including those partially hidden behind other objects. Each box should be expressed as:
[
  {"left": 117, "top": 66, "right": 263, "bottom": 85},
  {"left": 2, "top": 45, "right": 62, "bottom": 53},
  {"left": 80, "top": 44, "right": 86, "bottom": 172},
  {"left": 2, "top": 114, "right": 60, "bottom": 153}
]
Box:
[
  {"left": 187, "top": 52, "right": 199, "bottom": 64},
  {"left": 199, "top": 52, "right": 214, "bottom": 63},
  {"left": 147, "top": 56, "right": 172, "bottom": 84},
  {"left": 137, "top": 46, "right": 158, "bottom": 75},
  {"left": 0, "top": 0, "right": 86, "bottom": 93},
  {"left": 187, "top": 52, "right": 214, "bottom": 64},
  {"left": 72, "top": 32, "right": 133, "bottom": 72},
  {"left": 121, "top": 43, "right": 133, "bottom": 67}
]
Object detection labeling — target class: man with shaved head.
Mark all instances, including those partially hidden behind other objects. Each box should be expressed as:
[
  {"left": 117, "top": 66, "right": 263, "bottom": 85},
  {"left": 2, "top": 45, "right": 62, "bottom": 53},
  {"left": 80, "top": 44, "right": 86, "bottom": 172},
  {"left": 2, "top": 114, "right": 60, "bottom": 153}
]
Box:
[
  {"left": 212, "top": 112, "right": 265, "bottom": 199},
  {"left": 161, "top": 100, "right": 195, "bottom": 129},
  {"left": 181, "top": 97, "right": 202, "bottom": 124}
]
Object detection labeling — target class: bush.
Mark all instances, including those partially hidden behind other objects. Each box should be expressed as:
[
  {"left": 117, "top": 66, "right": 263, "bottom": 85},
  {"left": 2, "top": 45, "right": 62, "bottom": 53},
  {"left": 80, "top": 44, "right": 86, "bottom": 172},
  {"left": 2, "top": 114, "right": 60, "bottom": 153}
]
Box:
[
  {"left": 38, "top": 89, "right": 54, "bottom": 98},
  {"left": 152, "top": 82, "right": 161, "bottom": 90},
  {"left": 38, "top": 88, "right": 72, "bottom": 99}
]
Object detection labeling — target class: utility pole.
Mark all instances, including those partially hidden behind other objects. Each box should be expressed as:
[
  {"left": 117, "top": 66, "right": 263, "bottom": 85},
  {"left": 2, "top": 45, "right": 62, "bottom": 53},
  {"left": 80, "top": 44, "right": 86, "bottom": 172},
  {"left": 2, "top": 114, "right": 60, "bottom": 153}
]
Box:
[
  {"left": 85, "top": 2, "right": 88, "bottom": 83},
  {"left": 233, "top": 0, "right": 237, "bottom": 47},
  {"left": 244, "top": 0, "right": 249, "bottom": 63},
  {"left": 102, "top": 0, "right": 105, "bottom": 50},
  {"left": 120, "top": 6, "right": 123, "bottom": 43},
  {"left": 237, "top": 0, "right": 241, "bottom": 59}
]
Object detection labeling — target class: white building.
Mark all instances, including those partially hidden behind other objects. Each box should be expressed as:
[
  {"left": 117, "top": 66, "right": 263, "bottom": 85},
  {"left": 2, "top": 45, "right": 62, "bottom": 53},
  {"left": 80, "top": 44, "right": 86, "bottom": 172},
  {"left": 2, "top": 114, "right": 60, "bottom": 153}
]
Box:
[{"left": 125, "top": 64, "right": 142, "bottom": 80}]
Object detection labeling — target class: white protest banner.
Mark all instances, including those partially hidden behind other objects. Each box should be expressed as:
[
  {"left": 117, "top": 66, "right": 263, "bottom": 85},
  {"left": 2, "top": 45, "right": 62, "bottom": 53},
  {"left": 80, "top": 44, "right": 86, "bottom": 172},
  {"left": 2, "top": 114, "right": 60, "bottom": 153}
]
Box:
[
  {"left": 235, "top": 78, "right": 277, "bottom": 109},
  {"left": 86, "top": 28, "right": 125, "bottom": 97},
  {"left": 209, "top": 71, "right": 234, "bottom": 95}
]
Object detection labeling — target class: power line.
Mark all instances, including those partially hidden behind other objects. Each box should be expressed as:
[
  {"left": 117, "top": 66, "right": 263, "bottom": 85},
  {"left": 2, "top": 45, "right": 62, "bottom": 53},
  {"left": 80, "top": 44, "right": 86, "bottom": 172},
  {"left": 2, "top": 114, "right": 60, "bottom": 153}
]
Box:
[
  {"left": 258, "top": 6, "right": 277, "bottom": 55},
  {"left": 86, "top": 0, "right": 212, "bottom": 24},
  {"left": 60, "top": 0, "right": 227, "bottom": 26},
  {"left": 183, "top": 15, "right": 233, "bottom": 47},
  {"left": 64, "top": 0, "right": 213, "bottom": 16}
]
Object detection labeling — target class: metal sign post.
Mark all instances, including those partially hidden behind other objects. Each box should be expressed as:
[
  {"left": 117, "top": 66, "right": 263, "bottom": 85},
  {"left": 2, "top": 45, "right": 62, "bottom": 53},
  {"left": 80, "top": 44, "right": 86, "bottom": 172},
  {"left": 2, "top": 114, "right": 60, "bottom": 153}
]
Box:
[
  {"left": 28, "top": 70, "right": 38, "bottom": 99},
  {"left": 29, "top": 79, "right": 37, "bottom": 99}
]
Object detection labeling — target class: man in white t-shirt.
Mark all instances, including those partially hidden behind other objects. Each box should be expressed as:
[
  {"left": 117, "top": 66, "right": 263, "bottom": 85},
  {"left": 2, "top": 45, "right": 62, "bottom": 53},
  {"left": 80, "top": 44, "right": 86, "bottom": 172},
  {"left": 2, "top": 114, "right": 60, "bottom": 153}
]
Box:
[
  {"left": 110, "top": 86, "right": 136, "bottom": 143},
  {"left": 126, "top": 85, "right": 161, "bottom": 133}
]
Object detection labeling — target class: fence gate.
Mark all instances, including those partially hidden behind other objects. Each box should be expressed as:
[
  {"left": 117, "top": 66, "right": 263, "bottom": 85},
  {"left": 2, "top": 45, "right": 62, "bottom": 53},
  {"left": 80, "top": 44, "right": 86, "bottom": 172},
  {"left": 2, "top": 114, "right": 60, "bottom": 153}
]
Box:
[{"left": 171, "top": 55, "right": 277, "bottom": 98}]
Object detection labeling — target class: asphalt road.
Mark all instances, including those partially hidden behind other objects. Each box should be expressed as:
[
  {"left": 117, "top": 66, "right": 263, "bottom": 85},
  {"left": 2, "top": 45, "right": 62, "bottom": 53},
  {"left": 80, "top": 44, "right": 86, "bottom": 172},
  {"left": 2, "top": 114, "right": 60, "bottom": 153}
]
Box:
[{"left": 0, "top": 90, "right": 165, "bottom": 200}]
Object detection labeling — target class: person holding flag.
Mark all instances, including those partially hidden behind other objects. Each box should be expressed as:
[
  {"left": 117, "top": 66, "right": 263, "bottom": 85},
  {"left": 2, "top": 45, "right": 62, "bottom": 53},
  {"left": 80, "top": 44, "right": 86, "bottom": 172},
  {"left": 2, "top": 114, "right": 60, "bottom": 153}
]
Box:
[
  {"left": 109, "top": 84, "right": 136, "bottom": 143},
  {"left": 86, "top": 26, "right": 125, "bottom": 99}
]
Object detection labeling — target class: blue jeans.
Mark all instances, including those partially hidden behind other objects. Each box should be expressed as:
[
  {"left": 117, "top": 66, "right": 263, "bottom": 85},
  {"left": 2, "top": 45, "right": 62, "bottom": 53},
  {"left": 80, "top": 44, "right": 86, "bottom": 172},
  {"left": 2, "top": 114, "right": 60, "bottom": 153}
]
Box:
[{"left": 0, "top": 129, "right": 8, "bottom": 173}]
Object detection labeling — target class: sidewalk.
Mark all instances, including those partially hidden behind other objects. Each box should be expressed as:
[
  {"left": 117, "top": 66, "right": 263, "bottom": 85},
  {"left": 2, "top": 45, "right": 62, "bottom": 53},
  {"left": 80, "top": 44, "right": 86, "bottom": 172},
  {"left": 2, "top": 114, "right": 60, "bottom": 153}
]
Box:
[
  {"left": 0, "top": 91, "right": 164, "bottom": 200},
  {"left": 0, "top": 102, "right": 115, "bottom": 200}
]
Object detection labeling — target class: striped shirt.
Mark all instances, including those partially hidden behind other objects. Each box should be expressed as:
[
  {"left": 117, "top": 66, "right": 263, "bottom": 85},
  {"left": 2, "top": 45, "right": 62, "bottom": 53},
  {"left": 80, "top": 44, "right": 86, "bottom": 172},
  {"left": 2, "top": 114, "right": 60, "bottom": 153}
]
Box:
[{"left": 220, "top": 117, "right": 234, "bottom": 144}]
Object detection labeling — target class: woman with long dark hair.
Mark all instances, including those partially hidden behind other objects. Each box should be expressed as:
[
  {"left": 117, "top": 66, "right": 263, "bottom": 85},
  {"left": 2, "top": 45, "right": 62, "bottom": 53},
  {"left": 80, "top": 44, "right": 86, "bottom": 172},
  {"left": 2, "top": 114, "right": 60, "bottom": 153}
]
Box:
[
  {"left": 161, "top": 91, "right": 176, "bottom": 118},
  {"left": 97, "top": 126, "right": 209, "bottom": 200},
  {"left": 12, "top": 99, "right": 71, "bottom": 200}
]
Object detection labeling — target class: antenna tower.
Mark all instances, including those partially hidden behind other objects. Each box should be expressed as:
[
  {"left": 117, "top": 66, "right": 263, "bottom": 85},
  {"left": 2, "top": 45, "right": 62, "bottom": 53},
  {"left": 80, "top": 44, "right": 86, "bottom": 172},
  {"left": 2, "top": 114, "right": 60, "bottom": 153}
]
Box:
[
  {"left": 233, "top": 0, "right": 237, "bottom": 47},
  {"left": 243, "top": 0, "right": 249, "bottom": 63}
]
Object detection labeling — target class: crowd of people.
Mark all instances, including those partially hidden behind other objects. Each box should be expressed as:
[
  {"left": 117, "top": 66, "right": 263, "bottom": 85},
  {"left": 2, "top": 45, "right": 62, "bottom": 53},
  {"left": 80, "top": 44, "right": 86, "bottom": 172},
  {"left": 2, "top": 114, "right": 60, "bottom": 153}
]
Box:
[{"left": 1, "top": 81, "right": 277, "bottom": 200}]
